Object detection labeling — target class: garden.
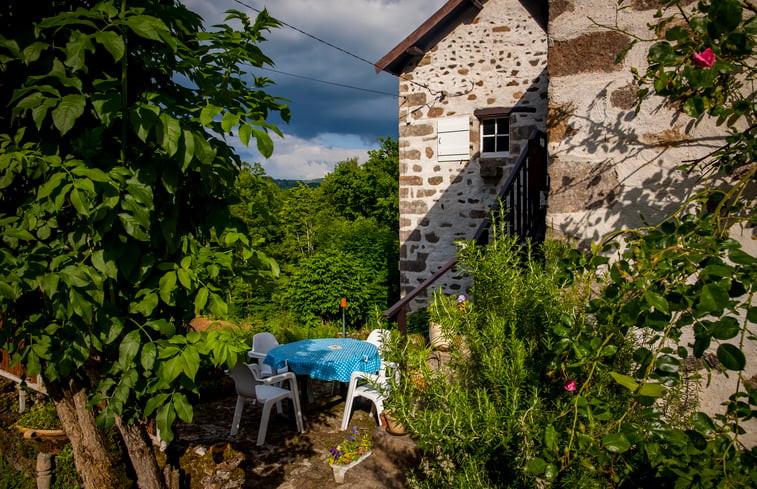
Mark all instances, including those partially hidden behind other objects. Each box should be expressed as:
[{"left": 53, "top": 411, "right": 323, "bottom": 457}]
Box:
[{"left": 0, "top": 0, "right": 756, "bottom": 488}]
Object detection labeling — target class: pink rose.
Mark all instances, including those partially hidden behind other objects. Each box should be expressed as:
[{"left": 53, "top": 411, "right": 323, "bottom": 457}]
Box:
[
  {"left": 692, "top": 48, "right": 715, "bottom": 68},
  {"left": 564, "top": 380, "right": 577, "bottom": 392}
]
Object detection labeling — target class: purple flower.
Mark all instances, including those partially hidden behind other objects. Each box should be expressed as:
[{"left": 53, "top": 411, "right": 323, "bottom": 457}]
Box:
[{"left": 457, "top": 295, "right": 467, "bottom": 304}]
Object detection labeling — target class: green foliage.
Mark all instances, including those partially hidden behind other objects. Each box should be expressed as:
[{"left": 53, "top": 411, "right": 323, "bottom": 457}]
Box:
[
  {"left": 230, "top": 139, "right": 400, "bottom": 328},
  {"left": 0, "top": 0, "right": 286, "bottom": 447},
  {"left": 0, "top": 457, "right": 35, "bottom": 489},
  {"left": 389, "top": 236, "right": 594, "bottom": 488},
  {"left": 320, "top": 137, "right": 399, "bottom": 231},
  {"left": 52, "top": 443, "right": 82, "bottom": 489},
  {"left": 406, "top": 307, "right": 430, "bottom": 336},
  {"left": 16, "top": 403, "right": 61, "bottom": 430},
  {"left": 282, "top": 250, "right": 380, "bottom": 326}
]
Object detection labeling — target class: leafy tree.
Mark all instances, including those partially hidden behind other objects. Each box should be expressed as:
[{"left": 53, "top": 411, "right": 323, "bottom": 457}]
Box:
[
  {"left": 227, "top": 164, "right": 283, "bottom": 318},
  {"left": 230, "top": 163, "right": 282, "bottom": 247},
  {"left": 275, "top": 183, "right": 330, "bottom": 261},
  {"left": 282, "top": 250, "right": 378, "bottom": 327},
  {"left": 269, "top": 138, "right": 399, "bottom": 327},
  {"left": 320, "top": 137, "right": 399, "bottom": 230},
  {"left": 0, "top": 2, "right": 286, "bottom": 488}
]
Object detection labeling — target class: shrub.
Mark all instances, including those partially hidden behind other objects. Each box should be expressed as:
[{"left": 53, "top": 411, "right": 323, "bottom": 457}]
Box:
[
  {"left": 387, "top": 232, "right": 650, "bottom": 487},
  {"left": 52, "top": 443, "right": 82, "bottom": 489}
]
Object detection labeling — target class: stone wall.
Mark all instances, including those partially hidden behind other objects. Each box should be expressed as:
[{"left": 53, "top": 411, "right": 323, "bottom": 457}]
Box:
[
  {"left": 546, "top": 0, "right": 756, "bottom": 446},
  {"left": 545, "top": 0, "right": 733, "bottom": 244},
  {"left": 396, "top": 0, "right": 548, "bottom": 305}
]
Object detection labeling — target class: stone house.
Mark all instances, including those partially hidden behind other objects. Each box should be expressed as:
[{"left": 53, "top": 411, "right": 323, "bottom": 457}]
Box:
[
  {"left": 376, "top": 0, "right": 755, "bottom": 300},
  {"left": 375, "top": 0, "right": 549, "bottom": 302},
  {"left": 377, "top": 0, "right": 756, "bottom": 445}
]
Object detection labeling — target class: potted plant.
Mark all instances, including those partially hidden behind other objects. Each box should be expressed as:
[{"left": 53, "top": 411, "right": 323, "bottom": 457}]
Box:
[
  {"left": 378, "top": 329, "right": 434, "bottom": 437},
  {"left": 328, "top": 426, "right": 372, "bottom": 483}
]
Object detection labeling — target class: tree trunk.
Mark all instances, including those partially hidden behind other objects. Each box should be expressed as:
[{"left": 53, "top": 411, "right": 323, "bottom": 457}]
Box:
[
  {"left": 116, "top": 417, "right": 178, "bottom": 489},
  {"left": 48, "top": 379, "right": 123, "bottom": 489}
]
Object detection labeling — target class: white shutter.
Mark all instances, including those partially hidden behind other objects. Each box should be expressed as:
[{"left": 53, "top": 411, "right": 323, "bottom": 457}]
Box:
[{"left": 437, "top": 116, "right": 469, "bottom": 161}]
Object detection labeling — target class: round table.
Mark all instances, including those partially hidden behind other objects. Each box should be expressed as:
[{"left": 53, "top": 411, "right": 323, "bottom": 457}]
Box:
[{"left": 263, "top": 338, "right": 380, "bottom": 383}]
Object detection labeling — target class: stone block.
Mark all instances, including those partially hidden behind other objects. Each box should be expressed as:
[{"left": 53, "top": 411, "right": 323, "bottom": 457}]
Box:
[
  {"left": 610, "top": 84, "right": 638, "bottom": 110},
  {"left": 425, "top": 232, "right": 440, "bottom": 243},
  {"left": 400, "top": 123, "right": 434, "bottom": 137},
  {"left": 547, "top": 102, "right": 577, "bottom": 143},
  {"left": 400, "top": 253, "right": 429, "bottom": 272},
  {"left": 400, "top": 150, "right": 421, "bottom": 160},
  {"left": 399, "top": 176, "right": 423, "bottom": 186},
  {"left": 399, "top": 229, "right": 421, "bottom": 242},
  {"left": 548, "top": 158, "right": 619, "bottom": 213},
  {"left": 549, "top": 31, "right": 630, "bottom": 77},
  {"left": 405, "top": 92, "right": 427, "bottom": 107},
  {"left": 399, "top": 199, "right": 429, "bottom": 214}
]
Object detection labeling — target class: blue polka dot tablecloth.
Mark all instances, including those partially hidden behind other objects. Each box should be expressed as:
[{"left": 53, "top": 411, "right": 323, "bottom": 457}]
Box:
[{"left": 263, "top": 338, "right": 380, "bottom": 383}]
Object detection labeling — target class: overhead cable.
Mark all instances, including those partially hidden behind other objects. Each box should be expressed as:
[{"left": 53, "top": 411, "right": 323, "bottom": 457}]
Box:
[
  {"left": 258, "top": 66, "right": 398, "bottom": 97},
  {"left": 229, "top": 0, "right": 442, "bottom": 96}
]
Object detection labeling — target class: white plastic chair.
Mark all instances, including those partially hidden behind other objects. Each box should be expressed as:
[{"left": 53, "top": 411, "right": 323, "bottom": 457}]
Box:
[
  {"left": 331, "top": 328, "right": 391, "bottom": 398},
  {"left": 340, "top": 360, "right": 394, "bottom": 431},
  {"left": 228, "top": 363, "right": 304, "bottom": 446},
  {"left": 247, "top": 332, "right": 286, "bottom": 377},
  {"left": 365, "top": 328, "right": 390, "bottom": 352}
]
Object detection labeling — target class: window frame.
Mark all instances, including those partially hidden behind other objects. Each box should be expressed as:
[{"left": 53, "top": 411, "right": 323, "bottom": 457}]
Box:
[{"left": 479, "top": 116, "right": 510, "bottom": 158}]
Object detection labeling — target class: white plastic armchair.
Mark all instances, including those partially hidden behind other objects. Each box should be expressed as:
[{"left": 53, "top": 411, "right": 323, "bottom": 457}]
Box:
[
  {"left": 340, "top": 361, "right": 395, "bottom": 431},
  {"left": 228, "top": 363, "right": 304, "bottom": 446},
  {"left": 247, "top": 332, "right": 287, "bottom": 377},
  {"left": 365, "top": 328, "right": 390, "bottom": 352}
]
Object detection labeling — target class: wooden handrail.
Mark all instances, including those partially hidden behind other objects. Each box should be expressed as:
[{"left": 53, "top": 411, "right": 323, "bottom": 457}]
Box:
[{"left": 383, "top": 129, "right": 548, "bottom": 333}]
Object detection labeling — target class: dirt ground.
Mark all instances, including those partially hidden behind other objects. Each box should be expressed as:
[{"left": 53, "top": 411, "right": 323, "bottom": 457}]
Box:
[
  {"left": 0, "top": 376, "right": 416, "bottom": 489},
  {"left": 173, "top": 375, "right": 416, "bottom": 489}
]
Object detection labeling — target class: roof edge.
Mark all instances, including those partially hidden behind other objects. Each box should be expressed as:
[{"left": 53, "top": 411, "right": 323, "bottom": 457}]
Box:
[{"left": 375, "top": 0, "right": 483, "bottom": 75}]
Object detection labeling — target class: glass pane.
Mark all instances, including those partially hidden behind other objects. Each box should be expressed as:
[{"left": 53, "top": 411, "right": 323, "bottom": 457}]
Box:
[
  {"left": 497, "top": 118, "right": 509, "bottom": 134},
  {"left": 483, "top": 119, "right": 495, "bottom": 135},
  {"left": 483, "top": 136, "right": 495, "bottom": 152},
  {"left": 496, "top": 136, "right": 509, "bottom": 152}
]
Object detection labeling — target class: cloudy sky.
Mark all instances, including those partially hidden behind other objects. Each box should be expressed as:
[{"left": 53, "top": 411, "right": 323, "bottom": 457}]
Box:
[{"left": 181, "top": 0, "right": 447, "bottom": 179}]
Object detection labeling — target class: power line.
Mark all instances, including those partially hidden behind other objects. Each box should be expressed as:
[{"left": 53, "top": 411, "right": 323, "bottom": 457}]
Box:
[
  {"left": 231, "top": 0, "right": 377, "bottom": 67},
  {"left": 258, "top": 66, "right": 398, "bottom": 97},
  {"left": 229, "top": 0, "right": 442, "bottom": 97}
]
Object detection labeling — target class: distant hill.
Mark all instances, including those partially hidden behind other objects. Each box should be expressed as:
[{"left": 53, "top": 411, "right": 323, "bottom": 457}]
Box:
[{"left": 272, "top": 178, "right": 323, "bottom": 190}]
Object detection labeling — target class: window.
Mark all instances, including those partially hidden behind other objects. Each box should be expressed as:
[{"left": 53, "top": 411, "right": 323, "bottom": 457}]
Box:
[{"left": 480, "top": 117, "right": 509, "bottom": 157}]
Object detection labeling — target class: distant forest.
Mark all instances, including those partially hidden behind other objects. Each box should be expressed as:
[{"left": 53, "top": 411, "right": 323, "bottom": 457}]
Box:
[{"left": 272, "top": 178, "right": 322, "bottom": 190}]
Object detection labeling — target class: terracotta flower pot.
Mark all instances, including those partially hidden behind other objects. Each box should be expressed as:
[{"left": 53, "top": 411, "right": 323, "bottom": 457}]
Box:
[{"left": 383, "top": 412, "right": 407, "bottom": 436}]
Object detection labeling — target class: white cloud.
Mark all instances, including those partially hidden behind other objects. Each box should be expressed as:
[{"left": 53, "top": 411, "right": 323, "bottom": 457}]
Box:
[{"left": 232, "top": 132, "right": 373, "bottom": 180}]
